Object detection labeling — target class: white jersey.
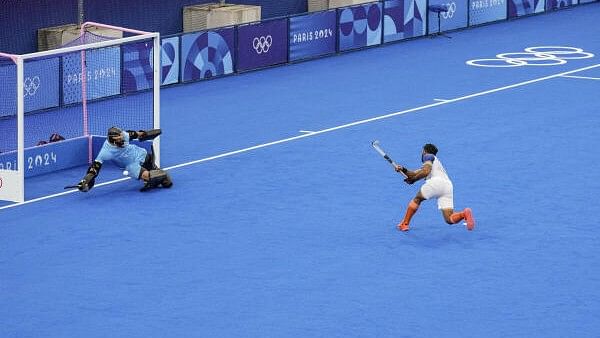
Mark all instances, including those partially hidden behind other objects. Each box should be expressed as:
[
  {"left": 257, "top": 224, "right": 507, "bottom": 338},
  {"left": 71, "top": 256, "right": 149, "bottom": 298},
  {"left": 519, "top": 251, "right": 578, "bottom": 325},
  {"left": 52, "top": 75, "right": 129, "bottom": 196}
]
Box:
[
  {"left": 422, "top": 154, "right": 450, "bottom": 182},
  {"left": 421, "top": 154, "right": 454, "bottom": 209}
]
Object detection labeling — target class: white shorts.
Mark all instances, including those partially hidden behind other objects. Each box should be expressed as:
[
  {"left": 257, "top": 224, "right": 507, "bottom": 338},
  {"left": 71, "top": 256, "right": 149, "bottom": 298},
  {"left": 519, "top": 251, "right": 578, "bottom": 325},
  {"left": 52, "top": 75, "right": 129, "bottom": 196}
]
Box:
[{"left": 420, "top": 177, "right": 454, "bottom": 210}]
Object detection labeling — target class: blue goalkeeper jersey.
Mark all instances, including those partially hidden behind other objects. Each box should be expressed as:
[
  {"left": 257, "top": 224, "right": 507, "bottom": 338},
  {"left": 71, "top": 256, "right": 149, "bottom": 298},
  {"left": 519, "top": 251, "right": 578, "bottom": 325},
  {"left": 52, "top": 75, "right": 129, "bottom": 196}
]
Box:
[{"left": 95, "top": 131, "right": 147, "bottom": 178}]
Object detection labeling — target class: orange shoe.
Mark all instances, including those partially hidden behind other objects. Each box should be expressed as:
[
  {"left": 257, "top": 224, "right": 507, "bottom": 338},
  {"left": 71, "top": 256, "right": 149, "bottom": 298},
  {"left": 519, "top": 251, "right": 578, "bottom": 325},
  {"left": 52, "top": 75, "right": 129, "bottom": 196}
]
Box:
[
  {"left": 464, "top": 208, "right": 475, "bottom": 231},
  {"left": 397, "top": 222, "right": 410, "bottom": 232}
]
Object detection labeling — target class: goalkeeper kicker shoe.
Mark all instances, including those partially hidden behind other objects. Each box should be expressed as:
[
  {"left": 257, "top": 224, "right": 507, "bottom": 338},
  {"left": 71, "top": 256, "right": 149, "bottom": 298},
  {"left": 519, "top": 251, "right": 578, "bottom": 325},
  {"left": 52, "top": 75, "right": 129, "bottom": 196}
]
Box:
[
  {"left": 161, "top": 174, "right": 173, "bottom": 188},
  {"left": 140, "top": 181, "right": 159, "bottom": 192},
  {"left": 397, "top": 222, "right": 410, "bottom": 232}
]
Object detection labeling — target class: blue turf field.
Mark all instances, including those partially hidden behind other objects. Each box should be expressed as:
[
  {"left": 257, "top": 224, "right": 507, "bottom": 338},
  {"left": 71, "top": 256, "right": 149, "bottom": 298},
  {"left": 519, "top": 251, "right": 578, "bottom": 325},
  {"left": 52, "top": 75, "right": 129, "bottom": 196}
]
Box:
[{"left": 2, "top": 4, "right": 600, "bottom": 337}]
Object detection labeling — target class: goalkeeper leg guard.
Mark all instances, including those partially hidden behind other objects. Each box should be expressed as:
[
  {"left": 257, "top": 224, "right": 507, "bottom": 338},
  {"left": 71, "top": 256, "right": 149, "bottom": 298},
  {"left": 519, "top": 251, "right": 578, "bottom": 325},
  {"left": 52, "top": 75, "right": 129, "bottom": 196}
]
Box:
[
  {"left": 142, "top": 153, "right": 158, "bottom": 171},
  {"left": 140, "top": 169, "right": 167, "bottom": 192},
  {"left": 160, "top": 172, "right": 173, "bottom": 188}
]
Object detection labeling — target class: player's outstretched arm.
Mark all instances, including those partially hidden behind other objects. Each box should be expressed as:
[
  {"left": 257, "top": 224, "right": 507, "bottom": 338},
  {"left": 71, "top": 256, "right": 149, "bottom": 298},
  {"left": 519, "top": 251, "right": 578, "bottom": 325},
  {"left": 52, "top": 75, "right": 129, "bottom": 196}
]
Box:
[
  {"left": 127, "top": 129, "right": 161, "bottom": 141},
  {"left": 404, "top": 163, "right": 432, "bottom": 184},
  {"left": 394, "top": 164, "right": 409, "bottom": 175},
  {"left": 78, "top": 161, "right": 102, "bottom": 192}
]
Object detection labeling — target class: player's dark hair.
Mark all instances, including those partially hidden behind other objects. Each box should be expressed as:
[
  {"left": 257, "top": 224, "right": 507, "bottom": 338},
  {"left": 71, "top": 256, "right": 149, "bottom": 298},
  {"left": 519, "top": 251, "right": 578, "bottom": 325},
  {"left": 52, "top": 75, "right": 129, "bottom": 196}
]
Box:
[{"left": 423, "top": 143, "right": 438, "bottom": 155}]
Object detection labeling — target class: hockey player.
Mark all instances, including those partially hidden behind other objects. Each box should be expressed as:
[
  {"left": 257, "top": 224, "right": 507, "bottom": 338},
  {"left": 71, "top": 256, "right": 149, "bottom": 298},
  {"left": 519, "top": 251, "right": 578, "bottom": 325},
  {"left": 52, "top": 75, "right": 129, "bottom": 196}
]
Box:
[{"left": 395, "top": 144, "right": 474, "bottom": 231}]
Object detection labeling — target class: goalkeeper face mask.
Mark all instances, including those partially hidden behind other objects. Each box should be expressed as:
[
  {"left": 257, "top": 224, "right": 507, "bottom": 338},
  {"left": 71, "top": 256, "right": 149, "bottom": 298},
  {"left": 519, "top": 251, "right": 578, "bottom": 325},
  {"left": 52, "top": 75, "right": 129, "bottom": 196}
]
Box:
[{"left": 108, "top": 127, "right": 125, "bottom": 147}]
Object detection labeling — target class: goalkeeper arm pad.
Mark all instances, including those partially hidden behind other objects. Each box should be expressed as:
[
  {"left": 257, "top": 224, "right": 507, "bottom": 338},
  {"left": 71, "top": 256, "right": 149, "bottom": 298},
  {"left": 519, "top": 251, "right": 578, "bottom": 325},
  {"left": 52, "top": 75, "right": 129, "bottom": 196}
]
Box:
[
  {"left": 138, "top": 129, "right": 161, "bottom": 141},
  {"left": 127, "top": 129, "right": 161, "bottom": 141},
  {"left": 127, "top": 130, "right": 140, "bottom": 139}
]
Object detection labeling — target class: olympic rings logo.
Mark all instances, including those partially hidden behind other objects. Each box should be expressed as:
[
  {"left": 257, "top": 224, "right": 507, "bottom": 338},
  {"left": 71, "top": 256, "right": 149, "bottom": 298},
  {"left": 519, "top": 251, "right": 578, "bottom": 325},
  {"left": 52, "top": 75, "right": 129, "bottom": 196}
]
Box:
[
  {"left": 253, "top": 35, "right": 272, "bottom": 54},
  {"left": 441, "top": 2, "right": 457, "bottom": 19},
  {"left": 466, "top": 46, "right": 594, "bottom": 67},
  {"left": 24, "top": 76, "right": 40, "bottom": 97}
]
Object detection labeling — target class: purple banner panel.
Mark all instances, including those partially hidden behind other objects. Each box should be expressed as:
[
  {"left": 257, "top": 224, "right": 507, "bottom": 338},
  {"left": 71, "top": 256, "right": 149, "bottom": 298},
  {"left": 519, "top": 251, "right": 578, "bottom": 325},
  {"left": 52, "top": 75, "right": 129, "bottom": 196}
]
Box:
[
  {"left": 289, "top": 10, "right": 337, "bottom": 61},
  {"left": 237, "top": 19, "right": 288, "bottom": 72},
  {"left": 122, "top": 41, "right": 154, "bottom": 93},
  {"left": 339, "top": 3, "right": 383, "bottom": 51},
  {"left": 546, "top": 0, "right": 577, "bottom": 10},
  {"left": 508, "top": 0, "right": 545, "bottom": 18}
]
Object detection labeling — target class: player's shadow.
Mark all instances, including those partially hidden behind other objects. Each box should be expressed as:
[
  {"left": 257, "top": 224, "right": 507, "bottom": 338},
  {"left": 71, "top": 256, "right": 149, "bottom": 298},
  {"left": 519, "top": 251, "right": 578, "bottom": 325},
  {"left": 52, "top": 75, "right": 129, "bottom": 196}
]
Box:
[{"left": 399, "top": 225, "right": 498, "bottom": 249}]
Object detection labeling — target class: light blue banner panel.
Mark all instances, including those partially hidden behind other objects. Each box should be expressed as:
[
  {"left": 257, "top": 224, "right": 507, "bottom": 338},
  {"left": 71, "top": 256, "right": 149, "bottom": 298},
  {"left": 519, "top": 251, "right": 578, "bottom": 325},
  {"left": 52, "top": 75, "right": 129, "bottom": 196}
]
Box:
[
  {"left": 181, "top": 27, "right": 235, "bottom": 81},
  {"left": 0, "top": 63, "right": 16, "bottom": 118},
  {"left": 427, "top": 0, "right": 469, "bottom": 33},
  {"left": 63, "top": 47, "right": 121, "bottom": 104},
  {"left": 24, "top": 58, "right": 60, "bottom": 113},
  {"left": 469, "top": 0, "right": 508, "bottom": 26},
  {"left": 0, "top": 137, "right": 88, "bottom": 178},
  {"left": 161, "top": 37, "right": 180, "bottom": 85},
  {"left": 1, "top": 58, "right": 61, "bottom": 115}
]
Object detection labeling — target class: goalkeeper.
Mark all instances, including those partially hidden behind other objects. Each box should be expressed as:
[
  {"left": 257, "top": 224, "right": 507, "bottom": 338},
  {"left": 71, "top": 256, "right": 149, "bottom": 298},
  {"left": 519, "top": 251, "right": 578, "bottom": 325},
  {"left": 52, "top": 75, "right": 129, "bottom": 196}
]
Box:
[{"left": 77, "top": 126, "right": 173, "bottom": 192}]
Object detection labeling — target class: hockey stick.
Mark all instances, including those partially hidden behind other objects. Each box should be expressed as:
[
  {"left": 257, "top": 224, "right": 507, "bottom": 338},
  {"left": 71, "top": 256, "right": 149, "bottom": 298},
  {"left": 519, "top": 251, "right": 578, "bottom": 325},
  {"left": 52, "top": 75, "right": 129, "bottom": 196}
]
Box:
[
  {"left": 64, "top": 184, "right": 79, "bottom": 190},
  {"left": 371, "top": 140, "right": 408, "bottom": 178}
]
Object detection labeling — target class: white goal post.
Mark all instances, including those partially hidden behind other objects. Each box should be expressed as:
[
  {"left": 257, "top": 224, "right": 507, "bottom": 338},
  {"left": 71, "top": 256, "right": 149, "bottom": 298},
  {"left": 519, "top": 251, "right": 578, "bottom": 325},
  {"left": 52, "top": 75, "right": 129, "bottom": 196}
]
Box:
[{"left": 0, "top": 22, "right": 160, "bottom": 203}]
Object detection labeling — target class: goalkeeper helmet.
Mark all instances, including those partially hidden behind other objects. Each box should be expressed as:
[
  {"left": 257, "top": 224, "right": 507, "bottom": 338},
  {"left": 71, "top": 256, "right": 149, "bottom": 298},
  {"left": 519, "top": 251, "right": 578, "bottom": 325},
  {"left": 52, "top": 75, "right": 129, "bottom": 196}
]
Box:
[{"left": 108, "top": 127, "right": 125, "bottom": 147}]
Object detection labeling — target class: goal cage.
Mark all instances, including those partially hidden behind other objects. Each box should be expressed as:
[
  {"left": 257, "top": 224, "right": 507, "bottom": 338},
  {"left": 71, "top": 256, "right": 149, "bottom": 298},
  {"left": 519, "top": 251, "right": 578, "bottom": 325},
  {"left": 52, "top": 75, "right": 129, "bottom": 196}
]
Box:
[{"left": 0, "top": 22, "right": 160, "bottom": 203}]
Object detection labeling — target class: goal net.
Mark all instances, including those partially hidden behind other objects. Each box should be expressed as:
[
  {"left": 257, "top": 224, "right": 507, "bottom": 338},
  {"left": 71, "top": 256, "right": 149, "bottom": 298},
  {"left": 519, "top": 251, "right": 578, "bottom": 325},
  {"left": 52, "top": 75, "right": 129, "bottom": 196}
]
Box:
[{"left": 0, "top": 22, "right": 160, "bottom": 203}]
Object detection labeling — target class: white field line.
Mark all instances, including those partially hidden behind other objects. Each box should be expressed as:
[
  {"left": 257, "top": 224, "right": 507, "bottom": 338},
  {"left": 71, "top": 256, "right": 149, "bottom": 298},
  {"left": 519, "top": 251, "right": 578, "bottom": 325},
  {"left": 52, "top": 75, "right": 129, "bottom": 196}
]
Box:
[
  {"left": 299, "top": 130, "right": 315, "bottom": 134},
  {"left": 434, "top": 98, "right": 449, "bottom": 102},
  {"left": 2, "top": 63, "right": 599, "bottom": 211},
  {"left": 560, "top": 75, "right": 600, "bottom": 80}
]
